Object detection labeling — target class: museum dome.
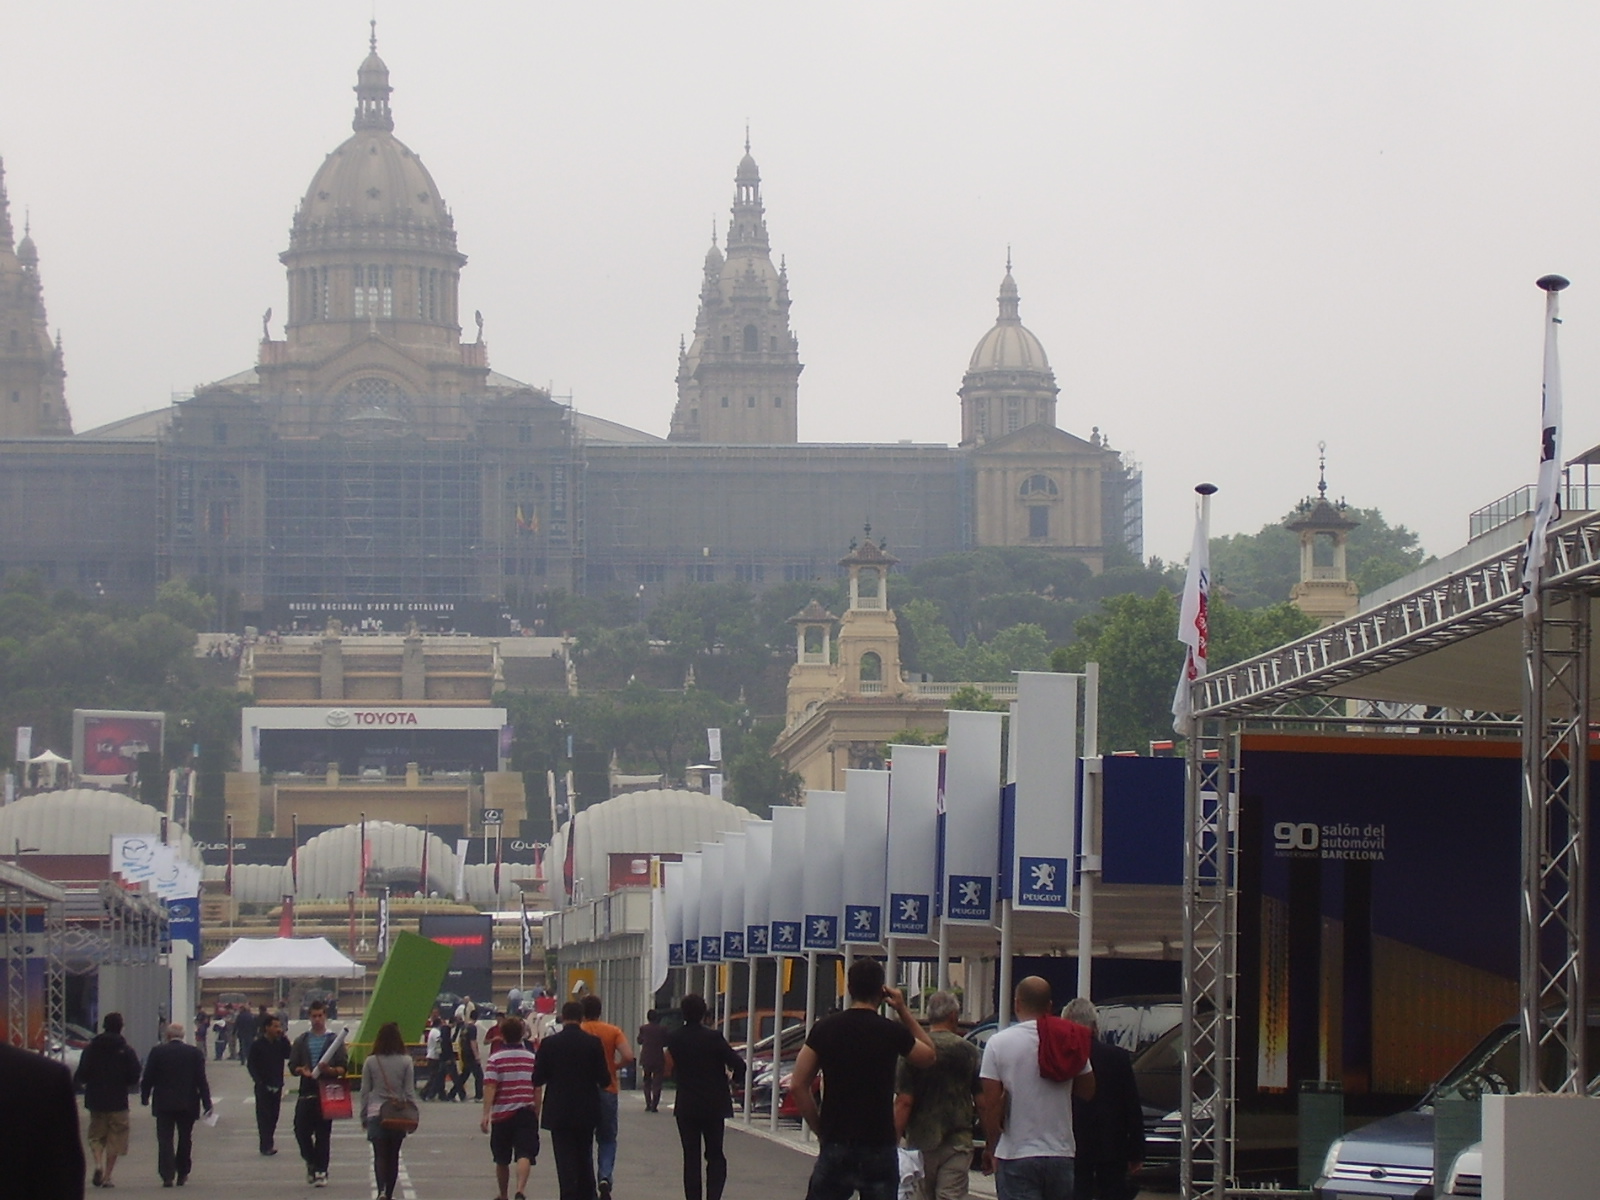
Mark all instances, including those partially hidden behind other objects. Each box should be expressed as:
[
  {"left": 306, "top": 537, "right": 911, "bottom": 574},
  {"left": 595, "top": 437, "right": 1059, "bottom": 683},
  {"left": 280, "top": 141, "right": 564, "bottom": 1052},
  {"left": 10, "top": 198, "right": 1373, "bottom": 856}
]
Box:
[
  {"left": 967, "top": 268, "right": 1051, "bottom": 374},
  {"left": 288, "top": 33, "right": 457, "bottom": 254}
]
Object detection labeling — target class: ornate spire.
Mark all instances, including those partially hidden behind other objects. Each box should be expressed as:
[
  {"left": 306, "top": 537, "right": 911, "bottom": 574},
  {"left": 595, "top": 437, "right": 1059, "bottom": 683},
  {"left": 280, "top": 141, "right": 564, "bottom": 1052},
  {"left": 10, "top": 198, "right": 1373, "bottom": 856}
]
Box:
[
  {"left": 997, "top": 256, "right": 1021, "bottom": 323},
  {"left": 353, "top": 24, "right": 395, "bottom": 133},
  {"left": 1317, "top": 439, "right": 1328, "bottom": 497},
  {"left": 0, "top": 157, "right": 13, "bottom": 249}
]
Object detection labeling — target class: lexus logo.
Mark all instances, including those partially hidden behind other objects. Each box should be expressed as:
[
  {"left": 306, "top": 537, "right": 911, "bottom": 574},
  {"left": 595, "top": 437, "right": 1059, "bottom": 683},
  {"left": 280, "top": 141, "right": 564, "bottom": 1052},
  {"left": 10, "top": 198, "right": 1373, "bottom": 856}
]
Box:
[{"left": 325, "top": 709, "right": 352, "bottom": 728}]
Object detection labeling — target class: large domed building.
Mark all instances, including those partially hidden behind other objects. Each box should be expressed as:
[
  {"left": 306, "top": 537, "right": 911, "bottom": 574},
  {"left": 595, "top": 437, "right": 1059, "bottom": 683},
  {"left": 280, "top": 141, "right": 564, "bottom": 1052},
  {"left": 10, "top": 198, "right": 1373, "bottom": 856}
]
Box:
[{"left": 0, "top": 32, "right": 1141, "bottom": 625}]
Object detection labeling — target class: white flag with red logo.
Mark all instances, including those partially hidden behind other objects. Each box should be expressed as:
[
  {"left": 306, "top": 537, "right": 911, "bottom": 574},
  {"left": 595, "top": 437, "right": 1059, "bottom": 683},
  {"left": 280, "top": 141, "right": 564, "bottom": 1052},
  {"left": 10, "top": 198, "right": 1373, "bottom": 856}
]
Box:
[
  {"left": 1172, "top": 497, "right": 1211, "bottom": 733},
  {"left": 1523, "top": 277, "right": 1567, "bottom": 617}
]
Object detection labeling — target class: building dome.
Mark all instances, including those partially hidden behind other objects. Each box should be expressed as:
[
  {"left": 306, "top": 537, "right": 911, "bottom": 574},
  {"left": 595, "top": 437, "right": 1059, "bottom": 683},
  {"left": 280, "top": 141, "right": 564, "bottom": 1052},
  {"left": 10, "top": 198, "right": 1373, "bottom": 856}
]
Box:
[
  {"left": 287, "top": 38, "right": 458, "bottom": 257},
  {"left": 967, "top": 271, "right": 1051, "bottom": 373},
  {"left": 736, "top": 151, "right": 760, "bottom": 183},
  {"left": 549, "top": 789, "right": 753, "bottom": 907},
  {"left": 0, "top": 788, "right": 200, "bottom": 863}
]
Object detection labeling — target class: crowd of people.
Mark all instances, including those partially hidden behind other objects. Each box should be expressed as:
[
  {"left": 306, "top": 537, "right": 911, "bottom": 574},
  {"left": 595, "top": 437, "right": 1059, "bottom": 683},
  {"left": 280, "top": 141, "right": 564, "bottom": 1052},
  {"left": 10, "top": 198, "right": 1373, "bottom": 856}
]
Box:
[{"left": 6, "top": 968, "right": 1144, "bottom": 1200}]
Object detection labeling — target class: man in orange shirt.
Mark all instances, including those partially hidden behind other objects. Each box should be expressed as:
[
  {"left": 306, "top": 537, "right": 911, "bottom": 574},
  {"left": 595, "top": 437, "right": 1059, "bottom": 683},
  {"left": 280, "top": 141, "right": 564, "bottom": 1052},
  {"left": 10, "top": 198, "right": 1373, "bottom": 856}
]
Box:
[{"left": 580, "top": 993, "right": 635, "bottom": 1198}]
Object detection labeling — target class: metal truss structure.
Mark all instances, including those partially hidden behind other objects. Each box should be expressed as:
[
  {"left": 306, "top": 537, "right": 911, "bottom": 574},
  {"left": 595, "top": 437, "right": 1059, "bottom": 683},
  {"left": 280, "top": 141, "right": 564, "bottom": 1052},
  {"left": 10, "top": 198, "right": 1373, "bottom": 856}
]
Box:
[
  {"left": 1179, "top": 507, "right": 1600, "bottom": 1197},
  {"left": 0, "top": 862, "right": 67, "bottom": 1052}
]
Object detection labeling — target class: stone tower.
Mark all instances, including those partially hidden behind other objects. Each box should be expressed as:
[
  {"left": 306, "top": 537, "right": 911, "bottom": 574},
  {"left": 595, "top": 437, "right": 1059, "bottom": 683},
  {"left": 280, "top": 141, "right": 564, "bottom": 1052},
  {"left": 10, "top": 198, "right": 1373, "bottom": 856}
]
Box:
[
  {"left": 1285, "top": 446, "right": 1361, "bottom": 626},
  {"left": 0, "top": 160, "right": 71, "bottom": 437},
  {"left": 959, "top": 258, "right": 1058, "bottom": 446},
  {"left": 255, "top": 26, "right": 489, "bottom": 436},
  {"left": 668, "top": 140, "right": 801, "bottom": 443}
]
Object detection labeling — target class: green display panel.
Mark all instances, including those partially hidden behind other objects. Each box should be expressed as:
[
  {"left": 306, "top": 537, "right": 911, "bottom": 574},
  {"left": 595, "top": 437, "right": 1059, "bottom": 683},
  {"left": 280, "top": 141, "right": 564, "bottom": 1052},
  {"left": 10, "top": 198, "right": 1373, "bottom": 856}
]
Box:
[{"left": 350, "top": 931, "right": 454, "bottom": 1065}]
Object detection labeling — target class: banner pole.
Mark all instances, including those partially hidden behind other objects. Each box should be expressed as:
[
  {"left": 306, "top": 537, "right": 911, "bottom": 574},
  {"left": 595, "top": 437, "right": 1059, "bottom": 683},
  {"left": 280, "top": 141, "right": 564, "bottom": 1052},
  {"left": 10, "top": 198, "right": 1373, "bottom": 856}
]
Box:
[
  {"left": 886, "top": 935, "right": 898, "bottom": 989},
  {"left": 937, "top": 916, "right": 950, "bottom": 993},
  {"left": 998, "top": 900, "right": 1014, "bottom": 1028},
  {"left": 802, "top": 949, "right": 817, "bottom": 1142},
  {"left": 770, "top": 952, "right": 784, "bottom": 1134},
  {"left": 743, "top": 954, "right": 757, "bottom": 1124},
  {"left": 1078, "top": 662, "right": 1100, "bottom": 1002}
]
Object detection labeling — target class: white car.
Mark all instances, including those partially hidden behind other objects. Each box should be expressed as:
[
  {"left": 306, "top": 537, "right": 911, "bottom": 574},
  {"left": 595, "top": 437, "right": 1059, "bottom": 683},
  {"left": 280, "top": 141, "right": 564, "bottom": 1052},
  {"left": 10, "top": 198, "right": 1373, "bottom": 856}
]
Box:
[{"left": 1441, "top": 1142, "right": 1481, "bottom": 1198}]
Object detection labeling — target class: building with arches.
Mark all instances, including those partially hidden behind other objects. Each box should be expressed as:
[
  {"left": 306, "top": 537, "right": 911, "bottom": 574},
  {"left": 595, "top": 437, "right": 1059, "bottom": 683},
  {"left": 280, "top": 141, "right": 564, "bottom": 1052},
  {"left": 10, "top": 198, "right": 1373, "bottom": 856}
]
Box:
[{"left": 0, "top": 34, "right": 1141, "bottom": 622}]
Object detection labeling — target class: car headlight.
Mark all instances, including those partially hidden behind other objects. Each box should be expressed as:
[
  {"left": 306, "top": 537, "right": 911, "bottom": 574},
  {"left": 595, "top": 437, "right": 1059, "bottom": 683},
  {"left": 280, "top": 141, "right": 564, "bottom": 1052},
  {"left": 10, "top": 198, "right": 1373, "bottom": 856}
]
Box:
[{"left": 1320, "top": 1138, "right": 1344, "bottom": 1180}]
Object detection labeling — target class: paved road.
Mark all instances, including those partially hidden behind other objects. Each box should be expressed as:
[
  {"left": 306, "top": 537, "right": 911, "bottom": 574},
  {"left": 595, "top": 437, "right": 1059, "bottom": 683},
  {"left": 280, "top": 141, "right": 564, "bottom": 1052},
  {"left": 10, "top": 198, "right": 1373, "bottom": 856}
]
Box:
[{"left": 78, "top": 1066, "right": 820, "bottom": 1199}]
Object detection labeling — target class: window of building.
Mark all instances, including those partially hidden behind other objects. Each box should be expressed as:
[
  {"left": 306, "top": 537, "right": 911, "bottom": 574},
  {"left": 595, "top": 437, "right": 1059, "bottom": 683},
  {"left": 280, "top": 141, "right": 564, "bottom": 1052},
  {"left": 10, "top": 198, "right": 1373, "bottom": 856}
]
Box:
[
  {"left": 381, "top": 265, "right": 394, "bottom": 317},
  {"left": 721, "top": 396, "right": 730, "bottom": 407},
  {"left": 783, "top": 563, "right": 812, "bottom": 582},
  {"left": 353, "top": 264, "right": 367, "bottom": 317},
  {"left": 976, "top": 406, "right": 988, "bottom": 438},
  {"left": 518, "top": 425, "right": 533, "bottom": 444},
  {"left": 774, "top": 396, "right": 783, "bottom": 407},
  {"left": 636, "top": 563, "right": 666, "bottom": 583},
  {"left": 859, "top": 651, "right": 883, "bottom": 682},
  {"left": 744, "top": 324, "right": 759, "bottom": 352},
  {"left": 804, "top": 626, "right": 824, "bottom": 656},
  {"left": 747, "top": 396, "right": 756, "bottom": 407},
  {"left": 9, "top": 391, "right": 18, "bottom": 405},
  {"left": 1019, "top": 474, "right": 1059, "bottom": 497},
  {"left": 1006, "top": 396, "right": 1021, "bottom": 433},
  {"left": 770, "top": 335, "right": 778, "bottom": 352},
  {"left": 689, "top": 564, "right": 716, "bottom": 583},
  {"left": 7, "top": 330, "right": 14, "bottom": 348},
  {"left": 213, "top": 420, "right": 228, "bottom": 445},
  {"left": 1029, "top": 506, "right": 1049, "bottom": 539},
  {"left": 734, "top": 564, "right": 765, "bottom": 583},
  {"left": 857, "top": 566, "right": 881, "bottom": 604},
  {"left": 722, "top": 335, "right": 731, "bottom": 352}
]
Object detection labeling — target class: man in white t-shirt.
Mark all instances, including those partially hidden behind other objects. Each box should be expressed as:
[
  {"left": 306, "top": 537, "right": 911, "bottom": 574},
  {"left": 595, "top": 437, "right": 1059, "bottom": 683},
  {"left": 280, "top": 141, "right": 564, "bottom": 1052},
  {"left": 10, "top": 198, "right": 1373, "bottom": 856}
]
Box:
[{"left": 978, "top": 978, "right": 1095, "bottom": 1200}]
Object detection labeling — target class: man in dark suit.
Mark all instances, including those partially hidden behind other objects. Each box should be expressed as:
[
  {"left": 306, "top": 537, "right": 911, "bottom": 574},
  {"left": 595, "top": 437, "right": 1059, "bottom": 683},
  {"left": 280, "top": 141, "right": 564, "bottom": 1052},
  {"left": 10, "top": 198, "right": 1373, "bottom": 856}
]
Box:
[
  {"left": 141, "top": 1022, "right": 213, "bottom": 1187},
  {"left": 0, "top": 1041, "right": 85, "bottom": 1198},
  {"left": 1062, "top": 1000, "right": 1145, "bottom": 1200},
  {"left": 533, "top": 1000, "right": 611, "bottom": 1200},
  {"left": 663, "top": 993, "right": 745, "bottom": 1200}
]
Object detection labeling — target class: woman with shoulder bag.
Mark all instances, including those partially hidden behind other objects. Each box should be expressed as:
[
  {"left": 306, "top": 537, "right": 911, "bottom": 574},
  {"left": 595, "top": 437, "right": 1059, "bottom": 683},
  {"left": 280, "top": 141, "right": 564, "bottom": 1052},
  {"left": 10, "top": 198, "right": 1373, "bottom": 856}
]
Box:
[{"left": 359, "top": 1023, "right": 418, "bottom": 1200}]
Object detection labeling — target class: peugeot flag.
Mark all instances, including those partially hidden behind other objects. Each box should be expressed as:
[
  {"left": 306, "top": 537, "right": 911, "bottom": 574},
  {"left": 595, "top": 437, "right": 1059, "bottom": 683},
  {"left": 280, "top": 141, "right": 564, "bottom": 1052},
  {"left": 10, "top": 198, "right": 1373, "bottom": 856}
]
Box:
[
  {"left": 942, "top": 710, "right": 1003, "bottom": 924},
  {"left": 801, "top": 791, "right": 845, "bottom": 951},
  {"left": 768, "top": 806, "right": 807, "bottom": 956},
  {"left": 664, "top": 859, "right": 686, "bottom": 969},
  {"left": 682, "top": 852, "right": 702, "bottom": 966},
  {"left": 721, "top": 830, "right": 748, "bottom": 960},
  {"left": 1007, "top": 671, "right": 1079, "bottom": 911},
  {"left": 887, "top": 744, "right": 941, "bottom": 937},
  {"left": 842, "top": 770, "right": 890, "bottom": 944},
  {"left": 742, "top": 819, "right": 773, "bottom": 956},
  {"left": 699, "top": 841, "right": 725, "bottom": 964}
]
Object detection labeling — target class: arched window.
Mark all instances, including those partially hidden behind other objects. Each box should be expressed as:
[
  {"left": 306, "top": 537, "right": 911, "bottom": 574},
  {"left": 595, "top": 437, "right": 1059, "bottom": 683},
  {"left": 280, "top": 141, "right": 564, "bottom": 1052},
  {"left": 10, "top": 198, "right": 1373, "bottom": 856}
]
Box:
[
  {"left": 1019, "top": 474, "right": 1059, "bottom": 498},
  {"left": 858, "top": 567, "right": 881, "bottom": 601},
  {"left": 859, "top": 651, "right": 882, "bottom": 682},
  {"left": 743, "top": 324, "right": 759, "bottom": 352}
]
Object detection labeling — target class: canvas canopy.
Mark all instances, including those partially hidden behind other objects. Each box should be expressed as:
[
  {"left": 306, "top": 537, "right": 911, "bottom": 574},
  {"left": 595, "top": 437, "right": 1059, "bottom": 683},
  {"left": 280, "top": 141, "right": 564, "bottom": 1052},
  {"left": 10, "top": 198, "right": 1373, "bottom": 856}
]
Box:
[
  {"left": 27, "top": 750, "right": 70, "bottom": 765},
  {"left": 197, "top": 936, "right": 365, "bottom": 979}
]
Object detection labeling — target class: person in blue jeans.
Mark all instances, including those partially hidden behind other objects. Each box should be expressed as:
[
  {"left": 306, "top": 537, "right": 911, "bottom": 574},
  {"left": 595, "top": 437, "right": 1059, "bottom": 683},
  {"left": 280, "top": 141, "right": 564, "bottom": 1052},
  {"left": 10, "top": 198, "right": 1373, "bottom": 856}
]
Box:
[
  {"left": 790, "top": 959, "right": 937, "bottom": 1200},
  {"left": 978, "top": 977, "right": 1096, "bottom": 1200}
]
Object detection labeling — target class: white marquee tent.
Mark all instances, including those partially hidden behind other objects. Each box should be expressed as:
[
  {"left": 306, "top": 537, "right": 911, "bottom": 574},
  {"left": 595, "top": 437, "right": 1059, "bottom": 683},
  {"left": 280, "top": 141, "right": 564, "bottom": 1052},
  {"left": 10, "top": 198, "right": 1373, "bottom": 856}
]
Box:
[{"left": 197, "top": 936, "right": 364, "bottom": 979}]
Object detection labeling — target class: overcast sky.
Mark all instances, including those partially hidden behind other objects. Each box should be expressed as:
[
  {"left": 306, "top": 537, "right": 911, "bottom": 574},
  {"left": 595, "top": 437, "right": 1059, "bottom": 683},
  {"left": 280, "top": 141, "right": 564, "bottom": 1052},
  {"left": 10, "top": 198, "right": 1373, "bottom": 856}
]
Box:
[{"left": 4, "top": 2, "right": 1599, "bottom": 563}]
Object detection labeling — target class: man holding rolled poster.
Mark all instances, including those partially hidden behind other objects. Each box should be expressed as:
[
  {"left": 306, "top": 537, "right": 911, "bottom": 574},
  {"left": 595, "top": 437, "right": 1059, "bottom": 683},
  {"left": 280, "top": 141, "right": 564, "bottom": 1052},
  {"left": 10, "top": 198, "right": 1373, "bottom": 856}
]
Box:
[{"left": 289, "top": 1000, "right": 349, "bottom": 1188}]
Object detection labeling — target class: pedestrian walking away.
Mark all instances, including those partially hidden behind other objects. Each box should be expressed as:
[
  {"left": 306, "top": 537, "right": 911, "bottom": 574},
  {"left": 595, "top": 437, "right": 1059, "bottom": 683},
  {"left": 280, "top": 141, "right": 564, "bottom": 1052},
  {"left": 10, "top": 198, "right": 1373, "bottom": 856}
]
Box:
[
  {"left": 1060, "top": 999, "right": 1144, "bottom": 1200},
  {"left": 534, "top": 1000, "right": 611, "bottom": 1200},
  {"left": 791, "top": 958, "right": 936, "bottom": 1200},
  {"left": 212, "top": 1011, "right": 229, "bottom": 1061},
  {"left": 246, "top": 1012, "right": 292, "bottom": 1156},
  {"left": 978, "top": 977, "right": 1095, "bottom": 1200},
  {"left": 140, "top": 1022, "right": 213, "bottom": 1188},
  {"left": 421, "top": 1014, "right": 460, "bottom": 1101},
  {"left": 454, "top": 1010, "right": 485, "bottom": 1101},
  {"left": 637, "top": 1009, "right": 667, "bottom": 1113},
  {"left": 289, "top": 998, "right": 348, "bottom": 1187},
  {"left": 663, "top": 993, "right": 746, "bottom": 1200},
  {"left": 895, "top": 991, "right": 981, "bottom": 1200},
  {"left": 481, "top": 1015, "right": 541, "bottom": 1200},
  {"left": 231, "top": 1003, "right": 257, "bottom": 1061},
  {"left": 580, "top": 992, "right": 635, "bottom": 1198},
  {"left": 360, "top": 1022, "right": 417, "bottom": 1200},
  {"left": 0, "top": 1040, "right": 86, "bottom": 1199},
  {"left": 76, "top": 1011, "right": 142, "bottom": 1189}
]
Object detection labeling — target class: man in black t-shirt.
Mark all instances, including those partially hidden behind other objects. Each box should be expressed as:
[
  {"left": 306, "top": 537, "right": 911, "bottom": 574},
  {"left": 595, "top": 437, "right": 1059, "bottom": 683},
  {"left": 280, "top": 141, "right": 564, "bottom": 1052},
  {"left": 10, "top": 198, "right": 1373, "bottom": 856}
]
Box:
[{"left": 791, "top": 958, "right": 937, "bottom": 1200}]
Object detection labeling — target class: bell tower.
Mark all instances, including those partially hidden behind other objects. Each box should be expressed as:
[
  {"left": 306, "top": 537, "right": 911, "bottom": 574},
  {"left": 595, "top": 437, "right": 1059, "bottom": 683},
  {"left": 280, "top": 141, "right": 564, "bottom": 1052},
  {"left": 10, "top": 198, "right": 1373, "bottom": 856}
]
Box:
[
  {"left": 1285, "top": 444, "right": 1361, "bottom": 626},
  {"left": 835, "top": 530, "right": 907, "bottom": 699},
  {"left": 0, "top": 160, "right": 71, "bottom": 437},
  {"left": 668, "top": 139, "right": 802, "bottom": 443}
]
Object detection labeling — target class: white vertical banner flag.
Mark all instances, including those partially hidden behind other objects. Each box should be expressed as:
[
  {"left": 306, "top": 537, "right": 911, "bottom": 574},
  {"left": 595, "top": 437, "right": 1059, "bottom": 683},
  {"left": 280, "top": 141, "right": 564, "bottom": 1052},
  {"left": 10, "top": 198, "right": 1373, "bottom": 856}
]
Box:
[
  {"left": 664, "top": 859, "right": 686, "bottom": 970},
  {"left": 682, "top": 852, "right": 703, "bottom": 966},
  {"left": 707, "top": 728, "right": 723, "bottom": 763},
  {"left": 699, "top": 841, "right": 725, "bottom": 964},
  {"left": 455, "top": 839, "right": 470, "bottom": 901},
  {"left": 1524, "top": 275, "right": 1569, "bottom": 617},
  {"left": 709, "top": 772, "right": 724, "bottom": 801},
  {"left": 802, "top": 790, "right": 846, "bottom": 951},
  {"left": 742, "top": 819, "right": 773, "bottom": 956},
  {"left": 721, "top": 831, "right": 748, "bottom": 959},
  {"left": 842, "top": 770, "right": 890, "bottom": 944},
  {"left": 942, "top": 710, "right": 1004, "bottom": 924},
  {"left": 1010, "top": 671, "right": 1080, "bottom": 911},
  {"left": 650, "top": 884, "right": 669, "bottom": 993},
  {"left": 768, "top": 807, "right": 807, "bottom": 955},
  {"left": 1171, "top": 487, "right": 1214, "bottom": 732},
  {"left": 887, "top": 745, "right": 941, "bottom": 937},
  {"left": 15, "top": 727, "right": 31, "bottom": 765}
]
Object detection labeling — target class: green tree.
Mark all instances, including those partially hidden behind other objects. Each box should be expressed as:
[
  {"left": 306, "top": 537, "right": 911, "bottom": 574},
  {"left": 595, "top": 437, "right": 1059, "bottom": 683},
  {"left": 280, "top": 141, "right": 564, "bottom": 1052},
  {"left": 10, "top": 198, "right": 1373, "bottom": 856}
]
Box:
[
  {"left": 946, "top": 684, "right": 1006, "bottom": 712},
  {"left": 724, "top": 720, "right": 802, "bottom": 817}
]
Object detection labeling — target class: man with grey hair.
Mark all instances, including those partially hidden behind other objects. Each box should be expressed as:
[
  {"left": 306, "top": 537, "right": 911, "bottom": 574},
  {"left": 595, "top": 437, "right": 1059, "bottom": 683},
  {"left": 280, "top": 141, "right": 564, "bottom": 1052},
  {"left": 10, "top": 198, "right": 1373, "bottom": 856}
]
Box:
[
  {"left": 141, "top": 1022, "right": 213, "bottom": 1188},
  {"left": 1061, "top": 999, "right": 1144, "bottom": 1200},
  {"left": 895, "top": 991, "right": 981, "bottom": 1200}
]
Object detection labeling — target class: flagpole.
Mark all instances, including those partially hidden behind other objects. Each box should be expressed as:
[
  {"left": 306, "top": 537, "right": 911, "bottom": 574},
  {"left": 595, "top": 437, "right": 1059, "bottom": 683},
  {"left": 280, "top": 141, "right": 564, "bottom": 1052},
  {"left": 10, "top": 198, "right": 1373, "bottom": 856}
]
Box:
[
  {"left": 1077, "top": 662, "right": 1101, "bottom": 1003},
  {"left": 1172, "top": 483, "right": 1218, "bottom": 736},
  {"left": 770, "top": 951, "right": 783, "bottom": 1133},
  {"left": 801, "top": 949, "right": 817, "bottom": 1143},
  {"left": 743, "top": 949, "right": 757, "bottom": 1124}
]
